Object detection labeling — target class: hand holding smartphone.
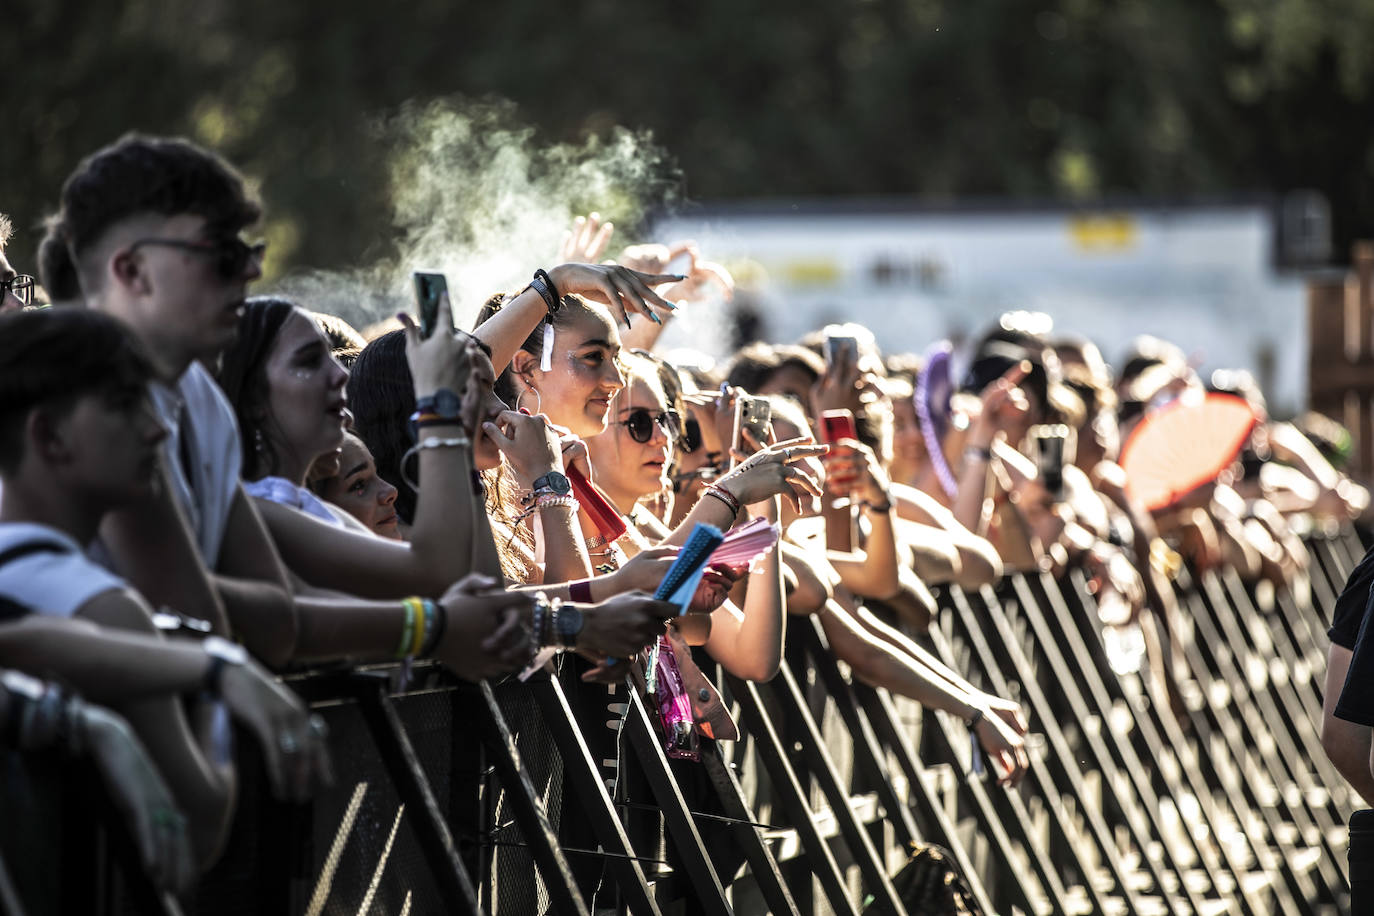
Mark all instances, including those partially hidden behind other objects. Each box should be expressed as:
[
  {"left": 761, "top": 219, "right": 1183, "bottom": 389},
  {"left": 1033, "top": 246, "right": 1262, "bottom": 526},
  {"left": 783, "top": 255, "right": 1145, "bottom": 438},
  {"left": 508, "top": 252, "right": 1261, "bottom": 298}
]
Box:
[
  {"left": 1029, "top": 423, "right": 1070, "bottom": 502},
  {"left": 825, "top": 335, "right": 859, "bottom": 370},
  {"left": 818, "top": 409, "right": 858, "bottom": 445},
  {"left": 731, "top": 395, "right": 772, "bottom": 463},
  {"left": 413, "top": 271, "right": 452, "bottom": 339}
]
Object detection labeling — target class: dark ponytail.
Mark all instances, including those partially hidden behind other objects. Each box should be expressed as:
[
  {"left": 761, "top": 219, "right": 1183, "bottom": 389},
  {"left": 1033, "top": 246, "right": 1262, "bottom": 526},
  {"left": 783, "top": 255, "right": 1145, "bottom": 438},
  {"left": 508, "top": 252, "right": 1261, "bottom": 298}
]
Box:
[{"left": 37, "top": 221, "right": 81, "bottom": 303}]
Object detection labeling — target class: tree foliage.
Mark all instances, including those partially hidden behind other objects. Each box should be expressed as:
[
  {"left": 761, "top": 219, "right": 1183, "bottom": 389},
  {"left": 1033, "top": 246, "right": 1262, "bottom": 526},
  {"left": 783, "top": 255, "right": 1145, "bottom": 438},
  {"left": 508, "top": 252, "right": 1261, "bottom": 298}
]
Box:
[{"left": 5, "top": 0, "right": 1374, "bottom": 276}]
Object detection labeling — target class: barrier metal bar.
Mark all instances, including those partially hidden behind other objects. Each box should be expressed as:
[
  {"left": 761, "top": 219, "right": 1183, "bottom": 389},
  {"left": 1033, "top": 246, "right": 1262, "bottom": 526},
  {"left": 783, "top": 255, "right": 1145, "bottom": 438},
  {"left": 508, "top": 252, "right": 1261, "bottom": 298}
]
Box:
[
  {"left": 723, "top": 671, "right": 862, "bottom": 916},
  {"left": 473, "top": 680, "right": 588, "bottom": 916},
  {"left": 697, "top": 748, "right": 802, "bottom": 916},
  {"left": 1190, "top": 571, "right": 1349, "bottom": 898},
  {"left": 622, "top": 687, "right": 734, "bottom": 916},
  {"left": 793, "top": 615, "right": 998, "bottom": 916},
  {"left": 1305, "top": 537, "right": 1346, "bottom": 626},
  {"left": 1170, "top": 574, "right": 1323, "bottom": 914},
  {"left": 346, "top": 672, "right": 485, "bottom": 916},
  {"left": 1234, "top": 573, "right": 1339, "bottom": 739},
  {"left": 850, "top": 679, "right": 1039, "bottom": 916},
  {"left": 761, "top": 661, "right": 907, "bottom": 915},
  {"left": 790, "top": 620, "right": 922, "bottom": 849},
  {"left": 1004, "top": 573, "right": 1217, "bottom": 915},
  {"left": 974, "top": 582, "right": 1159, "bottom": 913},
  {"left": 932, "top": 586, "right": 1101, "bottom": 914},
  {"left": 523, "top": 671, "right": 664, "bottom": 916},
  {"left": 1056, "top": 568, "right": 1278, "bottom": 916},
  {"left": 1217, "top": 569, "right": 1354, "bottom": 822}
]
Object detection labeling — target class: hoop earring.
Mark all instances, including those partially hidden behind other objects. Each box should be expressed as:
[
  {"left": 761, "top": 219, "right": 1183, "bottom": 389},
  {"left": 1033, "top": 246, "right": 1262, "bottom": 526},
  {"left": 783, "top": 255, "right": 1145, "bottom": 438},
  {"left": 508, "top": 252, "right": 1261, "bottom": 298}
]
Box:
[{"left": 516, "top": 385, "right": 542, "bottom": 416}]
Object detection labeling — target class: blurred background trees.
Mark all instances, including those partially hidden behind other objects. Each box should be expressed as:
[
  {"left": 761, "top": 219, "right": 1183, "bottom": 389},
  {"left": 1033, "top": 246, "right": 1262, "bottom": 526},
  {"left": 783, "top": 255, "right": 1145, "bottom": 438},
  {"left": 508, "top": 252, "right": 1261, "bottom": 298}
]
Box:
[{"left": 5, "top": 0, "right": 1374, "bottom": 277}]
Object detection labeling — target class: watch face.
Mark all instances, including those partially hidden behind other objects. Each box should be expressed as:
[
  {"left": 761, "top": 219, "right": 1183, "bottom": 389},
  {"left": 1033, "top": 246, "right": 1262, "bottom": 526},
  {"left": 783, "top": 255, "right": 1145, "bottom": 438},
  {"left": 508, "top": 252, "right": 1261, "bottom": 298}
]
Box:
[
  {"left": 433, "top": 388, "right": 463, "bottom": 418},
  {"left": 537, "top": 472, "right": 572, "bottom": 495},
  {"left": 557, "top": 605, "right": 583, "bottom": 638}
]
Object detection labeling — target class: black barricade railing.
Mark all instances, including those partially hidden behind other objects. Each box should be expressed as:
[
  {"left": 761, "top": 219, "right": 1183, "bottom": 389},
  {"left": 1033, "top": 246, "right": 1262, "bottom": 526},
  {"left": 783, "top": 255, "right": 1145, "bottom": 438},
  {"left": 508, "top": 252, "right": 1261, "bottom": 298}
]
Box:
[{"left": 10, "top": 527, "right": 1365, "bottom": 915}]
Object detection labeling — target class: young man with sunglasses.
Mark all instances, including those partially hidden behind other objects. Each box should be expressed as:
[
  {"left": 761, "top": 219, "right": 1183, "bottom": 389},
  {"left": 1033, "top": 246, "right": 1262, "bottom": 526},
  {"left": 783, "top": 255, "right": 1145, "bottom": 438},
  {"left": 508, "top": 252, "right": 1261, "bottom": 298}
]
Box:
[
  {"left": 0, "top": 214, "right": 36, "bottom": 313},
  {"left": 37, "top": 135, "right": 309, "bottom": 663}
]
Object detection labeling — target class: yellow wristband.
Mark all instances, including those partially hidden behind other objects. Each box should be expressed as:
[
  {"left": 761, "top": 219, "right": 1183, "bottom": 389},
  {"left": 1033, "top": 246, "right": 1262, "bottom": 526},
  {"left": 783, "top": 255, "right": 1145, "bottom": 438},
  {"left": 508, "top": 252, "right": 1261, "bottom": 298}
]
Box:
[{"left": 405, "top": 597, "right": 427, "bottom": 657}]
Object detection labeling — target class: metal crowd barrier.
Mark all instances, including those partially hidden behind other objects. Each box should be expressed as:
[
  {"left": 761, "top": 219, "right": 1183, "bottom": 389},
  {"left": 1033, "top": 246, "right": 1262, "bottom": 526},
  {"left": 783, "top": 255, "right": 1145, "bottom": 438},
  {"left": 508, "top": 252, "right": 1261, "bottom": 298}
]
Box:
[{"left": 3, "top": 527, "right": 1366, "bottom": 914}]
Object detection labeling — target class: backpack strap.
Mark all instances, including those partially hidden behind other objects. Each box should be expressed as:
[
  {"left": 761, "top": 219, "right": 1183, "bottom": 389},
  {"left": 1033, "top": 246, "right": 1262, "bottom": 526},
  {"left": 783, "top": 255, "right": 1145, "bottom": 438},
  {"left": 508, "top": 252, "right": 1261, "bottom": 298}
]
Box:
[
  {"left": 0, "top": 541, "right": 70, "bottom": 571},
  {"left": 0, "top": 541, "right": 73, "bottom": 620}
]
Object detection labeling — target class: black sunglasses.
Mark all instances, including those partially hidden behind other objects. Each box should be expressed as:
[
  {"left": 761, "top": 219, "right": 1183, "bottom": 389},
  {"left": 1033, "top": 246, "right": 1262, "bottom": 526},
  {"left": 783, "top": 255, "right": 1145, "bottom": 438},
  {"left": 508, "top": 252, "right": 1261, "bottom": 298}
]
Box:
[
  {"left": 681, "top": 415, "right": 703, "bottom": 454},
  {"left": 128, "top": 236, "right": 267, "bottom": 280},
  {"left": 1, "top": 274, "right": 34, "bottom": 305},
  {"left": 615, "top": 407, "right": 682, "bottom": 444}
]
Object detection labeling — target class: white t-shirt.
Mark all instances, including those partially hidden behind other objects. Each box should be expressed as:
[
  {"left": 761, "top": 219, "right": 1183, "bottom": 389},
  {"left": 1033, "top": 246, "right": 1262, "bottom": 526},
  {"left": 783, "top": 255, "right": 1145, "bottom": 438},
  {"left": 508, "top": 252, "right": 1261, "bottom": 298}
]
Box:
[
  {"left": 0, "top": 523, "right": 125, "bottom": 617},
  {"left": 244, "top": 476, "right": 348, "bottom": 527},
  {"left": 151, "top": 361, "right": 243, "bottom": 570}
]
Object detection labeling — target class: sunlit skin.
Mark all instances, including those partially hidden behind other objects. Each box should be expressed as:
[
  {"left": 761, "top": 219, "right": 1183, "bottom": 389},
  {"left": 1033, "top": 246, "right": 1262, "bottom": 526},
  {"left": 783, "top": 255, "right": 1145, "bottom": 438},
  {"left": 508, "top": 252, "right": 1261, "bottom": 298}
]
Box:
[
  {"left": 259, "top": 309, "right": 349, "bottom": 486},
  {"left": 317, "top": 433, "right": 401, "bottom": 539},
  {"left": 104, "top": 214, "right": 263, "bottom": 378},
  {"left": 513, "top": 307, "right": 625, "bottom": 438},
  {"left": 588, "top": 377, "right": 733, "bottom": 609},
  {"left": 888, "top": 392, "right": 930, "bottom": 485},
  {"left": 466, "top": 350, "right": 506, "bottom": 471}
]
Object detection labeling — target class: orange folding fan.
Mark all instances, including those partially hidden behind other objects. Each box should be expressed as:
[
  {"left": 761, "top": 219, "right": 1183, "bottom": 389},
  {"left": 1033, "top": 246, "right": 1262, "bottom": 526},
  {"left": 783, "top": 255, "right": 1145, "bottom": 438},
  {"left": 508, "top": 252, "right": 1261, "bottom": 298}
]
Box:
[{"left": 1120, "top": 392, "right": 1257, "bottom": 511}]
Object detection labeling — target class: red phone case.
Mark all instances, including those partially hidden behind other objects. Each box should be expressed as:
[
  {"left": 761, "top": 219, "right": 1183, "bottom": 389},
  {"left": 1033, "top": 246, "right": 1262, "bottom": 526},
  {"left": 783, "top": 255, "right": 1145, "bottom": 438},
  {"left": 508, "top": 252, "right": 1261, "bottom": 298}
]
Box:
[{"left": 567, "top": 465, "right": 627, "bottom": 544}]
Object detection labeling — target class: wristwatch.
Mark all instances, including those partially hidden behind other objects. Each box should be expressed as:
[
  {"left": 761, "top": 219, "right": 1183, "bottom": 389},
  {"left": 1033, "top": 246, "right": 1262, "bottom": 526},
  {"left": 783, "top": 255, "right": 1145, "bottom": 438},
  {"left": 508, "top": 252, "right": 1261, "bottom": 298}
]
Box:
[
  {"left": 530, "top": 471, "right": 572, "bottom": 497},
  {"left": 416, "top": 388, "right": 463, "bottom": 421},
  {"left": 554, "top": 603, "right": 584, "bottom": 648}
]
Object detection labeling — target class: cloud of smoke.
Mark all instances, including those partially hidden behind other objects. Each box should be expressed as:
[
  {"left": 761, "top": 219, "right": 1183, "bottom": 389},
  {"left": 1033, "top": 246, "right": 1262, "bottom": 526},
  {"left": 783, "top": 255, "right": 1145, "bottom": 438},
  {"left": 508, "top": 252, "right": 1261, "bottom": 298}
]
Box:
[{"left": 273, "top": 97, "right": 679, "bottom": 336}]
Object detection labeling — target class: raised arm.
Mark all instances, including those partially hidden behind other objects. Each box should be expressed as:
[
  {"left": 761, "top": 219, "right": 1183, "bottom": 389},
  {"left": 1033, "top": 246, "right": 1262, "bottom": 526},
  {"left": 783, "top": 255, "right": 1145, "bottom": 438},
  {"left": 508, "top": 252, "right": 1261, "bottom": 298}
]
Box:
[{"left": 472, "top": 263, "right": 681, "bottom": 372}]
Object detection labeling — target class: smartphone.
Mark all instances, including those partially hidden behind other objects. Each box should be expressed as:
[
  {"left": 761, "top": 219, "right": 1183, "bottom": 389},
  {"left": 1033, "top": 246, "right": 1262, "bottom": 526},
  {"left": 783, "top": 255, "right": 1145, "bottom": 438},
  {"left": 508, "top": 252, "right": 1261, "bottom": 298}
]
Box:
[
  {"left": 825, "top": 335, "right": 859, "bottom": 369},
  {"left": 732, "top": 395, "right": 772, "bottom": 452},
  {"left": 412, "top": 271, "right": 451, "bottom": 339},
  {"left": 567, "top": 465, "right": 627, "bottom": 545},
  {"left": 819, "top": 409, "right": 858, "bottom": 445},
  {"left": 1029, "top": 424, "right": 1069, "bottom": 502}
]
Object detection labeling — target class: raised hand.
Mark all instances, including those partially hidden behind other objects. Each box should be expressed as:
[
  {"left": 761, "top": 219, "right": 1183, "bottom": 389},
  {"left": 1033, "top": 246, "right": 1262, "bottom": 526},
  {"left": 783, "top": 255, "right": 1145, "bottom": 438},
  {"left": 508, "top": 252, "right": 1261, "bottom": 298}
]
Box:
[
  {"left": 482, "top": 410, "right": 564, "bottom": 489},
  {"left": 821, "top": 438, "right": 891, "bottom": 504},
  {"left": 969, "top": 361, "right": 1032, "bottom": 448},
  {"left": 547, "top": 263, "right": 683, "bottom": 330},
  {"left": 397, "top": 295, "right": 482, "bottom": 428},
  {"left": 559, "top": 212, "right": 616, "bottom": 264},
  {"left": 713, "top": 437, "right": 827, "bottom": 514},
  {"left": 619, "top": 241, "right": 735, "bottom": 305},
  {"left": 810, "top": 341, "right": 864, "bottom": 418}
]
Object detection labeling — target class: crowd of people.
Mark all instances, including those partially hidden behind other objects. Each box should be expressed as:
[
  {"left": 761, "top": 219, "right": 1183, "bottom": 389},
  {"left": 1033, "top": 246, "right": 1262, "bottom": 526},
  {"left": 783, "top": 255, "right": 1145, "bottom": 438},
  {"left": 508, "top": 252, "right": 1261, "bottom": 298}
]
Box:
[{"left": 0, "top": 133, "right": 1371, "bottom": 910}]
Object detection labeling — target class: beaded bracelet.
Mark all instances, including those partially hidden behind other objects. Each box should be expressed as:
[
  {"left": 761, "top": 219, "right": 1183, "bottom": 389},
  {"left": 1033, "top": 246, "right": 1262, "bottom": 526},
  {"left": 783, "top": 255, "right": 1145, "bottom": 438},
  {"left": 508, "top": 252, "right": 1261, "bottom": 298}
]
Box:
[
  {"left": 703, "top": 484, "right": 742, "bottom": 518},
  {"left": 419, "top": 598, "right": 446, "bottom": 657},
  {"left": 530, "top": 592, "right": 550, "bottom": 663}
]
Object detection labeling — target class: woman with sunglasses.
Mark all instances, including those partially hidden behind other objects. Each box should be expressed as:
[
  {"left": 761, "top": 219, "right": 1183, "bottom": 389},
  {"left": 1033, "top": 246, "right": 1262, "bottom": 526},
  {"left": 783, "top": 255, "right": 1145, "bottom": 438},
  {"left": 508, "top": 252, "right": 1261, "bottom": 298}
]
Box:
[{"left": 582, "top": 352, "right": 826, "bottom": 682}]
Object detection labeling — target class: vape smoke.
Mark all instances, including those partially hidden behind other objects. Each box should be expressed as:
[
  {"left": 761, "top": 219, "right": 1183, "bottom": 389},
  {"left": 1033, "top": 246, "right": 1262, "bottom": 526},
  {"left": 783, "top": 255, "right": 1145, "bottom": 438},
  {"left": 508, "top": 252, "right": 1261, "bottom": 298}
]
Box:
[{"left": 273, "top": 97, "right": 679, "bottom": 335}]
